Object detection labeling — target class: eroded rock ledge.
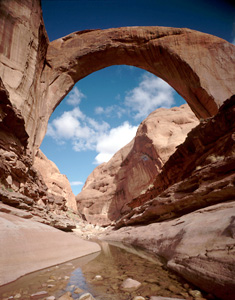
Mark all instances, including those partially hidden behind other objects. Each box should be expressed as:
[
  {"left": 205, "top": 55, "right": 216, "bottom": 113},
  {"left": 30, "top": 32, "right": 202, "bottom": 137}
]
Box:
[{"left": 103, "top": 201, "right": 235, "bottom": 300}]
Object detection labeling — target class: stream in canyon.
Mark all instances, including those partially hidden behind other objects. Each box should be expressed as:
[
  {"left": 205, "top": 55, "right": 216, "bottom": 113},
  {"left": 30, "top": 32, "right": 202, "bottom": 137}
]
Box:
[{"left": 0, "top": 241, "right": 213, "bottom": 300}]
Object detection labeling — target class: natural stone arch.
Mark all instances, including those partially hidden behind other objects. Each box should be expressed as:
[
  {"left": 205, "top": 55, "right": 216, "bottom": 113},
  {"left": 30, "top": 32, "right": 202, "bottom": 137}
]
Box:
[
  {"left": 0, "top": 0, "right": 234, "bottom": 153},
  {"left": 38, "top": 26, "right": 235, "bottom": 152}
]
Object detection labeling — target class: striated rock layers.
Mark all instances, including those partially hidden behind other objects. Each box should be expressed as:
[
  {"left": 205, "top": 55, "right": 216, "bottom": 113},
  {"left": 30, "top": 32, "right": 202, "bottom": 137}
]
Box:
[
  {"left": 103, "top": 201, "right": 235, "bottom": 300},
  {"left": 76, "top": 104, "right": 199, "bottom": 225},
  {"left": 0, "top": 79, "right": 76, "bottom": 231}
]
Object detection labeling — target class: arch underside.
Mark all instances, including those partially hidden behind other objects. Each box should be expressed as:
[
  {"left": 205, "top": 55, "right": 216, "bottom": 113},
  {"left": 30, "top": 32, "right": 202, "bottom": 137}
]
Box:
[{"left": 37, "top": 26, "right": 235, "bottom": 150}]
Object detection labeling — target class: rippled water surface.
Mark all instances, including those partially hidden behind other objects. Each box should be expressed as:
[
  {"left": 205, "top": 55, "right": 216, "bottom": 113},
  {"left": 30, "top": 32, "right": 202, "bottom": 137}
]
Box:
[{"left": 0, "top": 241, "right": 209, "bottom": 300}]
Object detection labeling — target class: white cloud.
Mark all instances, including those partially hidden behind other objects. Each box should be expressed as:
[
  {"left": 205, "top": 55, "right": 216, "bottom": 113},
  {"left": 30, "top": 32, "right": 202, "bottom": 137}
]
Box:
[
  {"left": 232, "top": 38, "right": 235, "bottom": 45},
  {"left": 66, "top": 87, "right": 86, "bottom": 106},
  {"left": 46, "top": 106, "right": 110, "bottom": 152},
  {"left": 125, "top": 73, "right": 175, "bottom": 120},
  {"left": 94, "top": 121, "right": 138, "bottom": 164},
  {"left": 94, "top": 104, "right": 125, "bottom": 118},
  {"left": 47, "top": 109, "right": 137, "bottom": 165},
  {"left": 70, "top": 181, "right": 84, "bottom": 186},
  {"left": 95, "top": 106, "right": 104, "bottom": 114}
]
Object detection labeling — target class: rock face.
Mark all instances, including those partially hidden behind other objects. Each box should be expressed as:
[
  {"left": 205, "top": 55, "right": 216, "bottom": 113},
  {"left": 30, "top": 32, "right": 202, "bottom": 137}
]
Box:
[
  {"left": 34, "top": 150, "right": 77, "bottom": 211},
  {"left": 0, "top": 79, "right": 48, "bottom": 201},
  {"left": 116, "top": 96, "right": 235, "bottom": 228},
  {"left": 0, "top": 79, "right": 77, "bottom": 231},
  {"left": 0, "top": 0, "right": 49, "bottom": 153},
  {"left": 76, "top": 104, "right": 199, "bottom": 225}
]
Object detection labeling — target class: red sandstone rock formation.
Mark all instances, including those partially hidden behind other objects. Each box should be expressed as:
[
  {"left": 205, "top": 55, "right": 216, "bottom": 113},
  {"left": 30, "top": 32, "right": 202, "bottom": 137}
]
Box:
[
  {"left": 0, "top": 1, "right": 235, "bottom": 297},
  {"left": 0, "top": 0, "right": 234, "bottom": 221},
  {"left": 34, "top": 150, "right": 77, "bottom": 212},
  {"left": 103, "top": 97, "right": 235, "bottom": 300},
  {"left": 76, "top": 104, "right": 199, "bottom": 225},
  {"left": 117, "top": 96, "right": 235, "bottom": 228}
]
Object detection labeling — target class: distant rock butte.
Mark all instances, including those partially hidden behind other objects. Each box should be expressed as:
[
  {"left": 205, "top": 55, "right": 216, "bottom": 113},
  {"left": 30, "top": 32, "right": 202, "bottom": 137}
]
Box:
[{"left": 76, "top": 104, "right": 199, "bottom": 225}]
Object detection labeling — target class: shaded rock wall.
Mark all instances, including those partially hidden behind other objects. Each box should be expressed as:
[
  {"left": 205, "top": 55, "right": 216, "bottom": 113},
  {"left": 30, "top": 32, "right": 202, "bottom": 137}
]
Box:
[
  {"left": 76, "top": 104, "right": 199, "bottom": 225},
  {"left": 0, "top": 0, "right": 49, "bottom": 153},
  {"left": 0, "top": 79, "right": 77, "bottom": 231},
  {"left": 0, "top": 79, "right": 47, "bottom": 201}
]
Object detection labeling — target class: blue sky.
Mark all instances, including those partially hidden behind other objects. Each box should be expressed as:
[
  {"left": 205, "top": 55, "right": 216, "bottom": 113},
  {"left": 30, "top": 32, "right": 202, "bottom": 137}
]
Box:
[{"left": 40, "top": 0, "right": 235, "bottom": 194}]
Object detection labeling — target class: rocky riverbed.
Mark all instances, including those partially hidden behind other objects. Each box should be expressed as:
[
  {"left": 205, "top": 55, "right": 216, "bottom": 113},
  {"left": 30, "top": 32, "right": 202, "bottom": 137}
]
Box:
[{"left": 0, "top": 241, "right": 214, "bottom": 300}]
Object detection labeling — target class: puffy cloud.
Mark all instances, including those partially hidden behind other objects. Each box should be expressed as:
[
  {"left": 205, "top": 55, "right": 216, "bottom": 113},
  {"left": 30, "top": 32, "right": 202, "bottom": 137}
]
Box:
[
  {"left": 70, "top": 181, "right": 84, "bottom": 186},
  {"left": 46, "top": 106, "right": 110, "bottom": 152},
  {"left": 94, "top": 122, "right": 138, "bottom": 164},
  {"left": 125, "top": 73, "right": 175, "bottom": 120},
  {"left": 46, "top": 107, "right": 86, "bottom": 140},
  {"left": 47, "top": 109, "right": 137, "bottom": 165},
  {"left": 66, "top": 87, "right": 86, "bottom": 106}
]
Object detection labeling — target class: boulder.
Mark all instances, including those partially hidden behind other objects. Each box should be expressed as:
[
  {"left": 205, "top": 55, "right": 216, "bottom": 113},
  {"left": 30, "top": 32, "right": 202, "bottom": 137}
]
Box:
[{"left": 121, "top": 278, "right": 142, "bottom": 291}]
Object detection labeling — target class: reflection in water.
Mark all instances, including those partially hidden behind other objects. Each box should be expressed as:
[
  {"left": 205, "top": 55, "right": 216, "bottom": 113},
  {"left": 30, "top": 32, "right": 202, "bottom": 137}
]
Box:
[{"left": 0, "top": 241, "right": 209, "bottom": 300}]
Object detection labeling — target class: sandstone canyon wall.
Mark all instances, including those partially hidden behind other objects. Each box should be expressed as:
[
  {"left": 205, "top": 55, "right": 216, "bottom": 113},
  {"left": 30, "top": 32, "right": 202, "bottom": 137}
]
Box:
[
  {"left": 102, "top": 96, "right": 235, "bottom": 300},
  {"left": 0, "top": 0, "right": 234, "bottom": 209},
  {"left": 76, "top": 104, "right": 199, "bottom": 225},
  {"left": 116, "top": 96, "right": 235, "bottom": 228}
]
